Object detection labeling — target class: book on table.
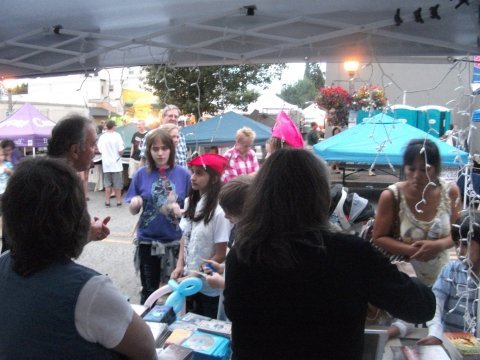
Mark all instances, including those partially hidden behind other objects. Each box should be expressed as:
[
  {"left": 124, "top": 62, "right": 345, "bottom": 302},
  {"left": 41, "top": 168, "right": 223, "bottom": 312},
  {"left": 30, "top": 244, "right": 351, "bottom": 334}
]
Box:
[
  {"left": 180, "top": 312, "right": 211, "bottom": 325},
  {"left": 168, "top": 320, "right": 200, "bottom": 332},
  {"left": 181, "top": 330, "right": 230, "bottom": 360},
  {"left": 167, "top": 313, "right": 212, "bottom": 334},
  {"left": 442, "top": 332, "right": 480, "bottom": 360},
  {"left": 143, "top": 305, "right": 176, "bottom": 324},
  {"left": 142, "top": 305, "right": 176, "bottom": 347},
  {"left": 165, "top": 329, "right": 194, "bottom": 346},
  {"left": 156, "top": 343, "right": 193, "bottom": 360},
  {"left": 196, "top": 319, "right": 231, "bottom": 339}
]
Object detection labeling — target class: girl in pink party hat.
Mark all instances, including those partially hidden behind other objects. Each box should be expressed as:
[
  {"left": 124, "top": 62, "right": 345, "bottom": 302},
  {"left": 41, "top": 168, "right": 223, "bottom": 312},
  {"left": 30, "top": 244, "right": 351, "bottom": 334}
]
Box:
[{"left": 270, "top": 111, "right": 304, "bottom": 153}]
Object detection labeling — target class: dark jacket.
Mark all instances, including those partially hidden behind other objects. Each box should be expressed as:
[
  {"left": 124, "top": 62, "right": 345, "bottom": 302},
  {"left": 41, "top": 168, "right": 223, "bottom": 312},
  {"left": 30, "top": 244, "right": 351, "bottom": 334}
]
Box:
[{"left": 224, "top": 232, "right": 435, "bottom": 360}]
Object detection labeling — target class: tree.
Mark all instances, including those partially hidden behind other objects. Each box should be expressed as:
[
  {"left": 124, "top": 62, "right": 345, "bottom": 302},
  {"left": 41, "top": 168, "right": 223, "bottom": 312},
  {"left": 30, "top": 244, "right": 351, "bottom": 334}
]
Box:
[
  {"left": 304, "top": 62, "right": 325, "bottom": 89},
  {"left": 279, "top": 79, "right": 316, "bottom": 108},
  {"left": 143, "top": 64, "right": 285, "bottom": 119},
  {"left": 279, "top": 62, "right": 325, "bottom": 108}
]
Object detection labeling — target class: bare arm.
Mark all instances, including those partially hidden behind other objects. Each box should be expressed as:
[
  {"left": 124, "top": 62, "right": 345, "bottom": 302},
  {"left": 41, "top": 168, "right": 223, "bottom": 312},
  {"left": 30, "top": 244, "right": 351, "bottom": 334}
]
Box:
[
  {"left": 372, "top": 189, "right": 416, "bottom": 257},
  {"left": 202, "top": 245, "right": 227, "bottom": 288},
  {"left": 210, "top": 242, "right": 227, "bottom": 264},
  {"left": 112, "top": 312, "right": 157, "bottom": 360},
  {"left": 171, "top": 236, "right": 185, "bottom": 279},
  {"left": 410, "top": 234, "right": 453, "bottom": 261},
  {"left": 449, "top": 182, "right": 462, "bottom": 224}
]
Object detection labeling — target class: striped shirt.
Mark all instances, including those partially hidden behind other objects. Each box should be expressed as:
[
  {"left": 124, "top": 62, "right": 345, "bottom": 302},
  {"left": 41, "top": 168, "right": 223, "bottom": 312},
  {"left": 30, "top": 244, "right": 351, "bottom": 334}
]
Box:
[{"left": 427, "top": 260, "right": 478, "bottom": 339}]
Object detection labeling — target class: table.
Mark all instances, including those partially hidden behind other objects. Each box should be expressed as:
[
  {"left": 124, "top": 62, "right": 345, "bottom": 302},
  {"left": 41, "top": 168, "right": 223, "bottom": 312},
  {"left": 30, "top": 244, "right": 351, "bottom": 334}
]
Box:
[
  {"left": 382, "top": 327, "right": 451, "bottom": 360},
  {"left": 337, "top": 163, "right": 402, "bottom": 186}
]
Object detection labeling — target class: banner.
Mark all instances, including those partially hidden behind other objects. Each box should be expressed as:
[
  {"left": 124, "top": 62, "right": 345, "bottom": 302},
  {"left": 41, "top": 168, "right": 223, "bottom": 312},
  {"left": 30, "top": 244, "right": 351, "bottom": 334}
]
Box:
[
  {"left": 473, "top": 56, "right": 480, "bottom": 84},
  {"left": 121, "top": 88, "right": 159, "bottom": 123}
]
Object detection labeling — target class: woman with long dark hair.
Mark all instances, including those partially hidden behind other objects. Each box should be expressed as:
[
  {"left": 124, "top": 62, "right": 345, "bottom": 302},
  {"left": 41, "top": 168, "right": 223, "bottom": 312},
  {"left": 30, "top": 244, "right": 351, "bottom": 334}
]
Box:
[
  {"left": 171, "top": 154, "right": 231, "bottom": 318},
  {"left": 126, "top": 129, "right": 191, "bottom": 304},
  {"left": 224, "top": 149, "right": 435, "bottom": 359}
]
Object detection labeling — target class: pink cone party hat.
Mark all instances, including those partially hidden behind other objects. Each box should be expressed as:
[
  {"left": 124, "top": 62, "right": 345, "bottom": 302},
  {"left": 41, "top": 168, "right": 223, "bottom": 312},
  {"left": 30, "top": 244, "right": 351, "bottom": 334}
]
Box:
[{"left": 271, "top": 111, "right": 304, "bottom": 148}]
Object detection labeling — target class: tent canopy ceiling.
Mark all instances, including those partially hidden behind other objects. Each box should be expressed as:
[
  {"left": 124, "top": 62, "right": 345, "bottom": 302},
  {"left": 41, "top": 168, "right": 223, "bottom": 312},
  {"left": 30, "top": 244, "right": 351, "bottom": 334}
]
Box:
[{"left": 1, "top": 0, "right": 478, "bottom": 78}]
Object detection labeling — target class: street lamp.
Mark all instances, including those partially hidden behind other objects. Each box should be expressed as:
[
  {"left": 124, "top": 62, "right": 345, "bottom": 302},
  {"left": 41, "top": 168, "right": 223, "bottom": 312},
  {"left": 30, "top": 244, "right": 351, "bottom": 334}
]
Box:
[{"left": 343, "top": 60, "right": 359, "bottom": 93}]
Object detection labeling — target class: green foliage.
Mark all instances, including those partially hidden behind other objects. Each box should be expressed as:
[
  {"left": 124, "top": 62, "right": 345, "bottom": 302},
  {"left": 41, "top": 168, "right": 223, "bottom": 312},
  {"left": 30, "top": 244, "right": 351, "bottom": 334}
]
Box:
[
  {"left": 108, "top": 114, "right": 123, "bottom": 126},
  {"left": 279, "top": 62, "right": 325, "bottom": 108},
  {"left": 9, "top": 83, "right": 28, "bottom": 95},
  {"left": 143, "top": 64, "right": 285, "bottom": 118},
  {"left": 279, "top": 79, "right": 317, "bottom": 108},
  {"left": 304, "top": 63, "right": 325, "bottom": 89}
]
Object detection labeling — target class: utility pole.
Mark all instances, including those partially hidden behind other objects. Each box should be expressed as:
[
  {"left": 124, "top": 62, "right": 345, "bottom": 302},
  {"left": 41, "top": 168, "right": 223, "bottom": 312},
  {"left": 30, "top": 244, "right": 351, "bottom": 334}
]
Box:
[
  {"left": 1, "top": 80, "right": 14, "bottom": 116},
  {"left": 7, "top": 88, "right": 12, "bottom": 116}
]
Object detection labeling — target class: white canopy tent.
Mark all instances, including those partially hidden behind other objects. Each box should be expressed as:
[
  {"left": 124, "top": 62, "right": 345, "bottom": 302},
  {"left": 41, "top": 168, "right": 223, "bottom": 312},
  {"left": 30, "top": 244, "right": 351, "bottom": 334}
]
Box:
[
  {"left": 302, "top": 103, "right": 327, "bottom": 128},
  {"left": 0, "top": 0, "right": 478, "bottom": 79},
  {"left": 247, "top": 93, "right": 298, "bottom": 115}
]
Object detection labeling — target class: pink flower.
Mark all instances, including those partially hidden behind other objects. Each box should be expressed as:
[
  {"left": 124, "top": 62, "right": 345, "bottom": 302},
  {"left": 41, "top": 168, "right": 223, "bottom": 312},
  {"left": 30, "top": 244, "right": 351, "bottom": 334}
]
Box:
[{"left": 351, "top": 85, "right": 387, "bottom": 111}]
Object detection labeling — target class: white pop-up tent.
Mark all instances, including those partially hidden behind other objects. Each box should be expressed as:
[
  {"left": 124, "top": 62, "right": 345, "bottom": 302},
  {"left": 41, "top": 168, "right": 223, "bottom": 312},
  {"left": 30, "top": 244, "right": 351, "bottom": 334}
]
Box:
[
  {"left": 303, "top": 103, "right": 327, "bottom": 128},
  {"left": 0, "top": 0, "right": 477, "bottom": 79},
  {"left": 247, "top": 93, "right": 298, "bottom": 115}
]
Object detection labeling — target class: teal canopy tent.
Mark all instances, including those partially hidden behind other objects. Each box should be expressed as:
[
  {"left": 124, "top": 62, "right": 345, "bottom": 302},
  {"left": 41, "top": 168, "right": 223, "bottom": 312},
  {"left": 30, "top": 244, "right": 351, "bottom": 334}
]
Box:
[
  {"left": 181, "top": 111, "right": 272, "bottom": 147},
  {"left": 313, "top": 114, "right": 467, "bottom": 167},
  {"left": 115, "top": 122, "right": 137, "bottom": 157}
]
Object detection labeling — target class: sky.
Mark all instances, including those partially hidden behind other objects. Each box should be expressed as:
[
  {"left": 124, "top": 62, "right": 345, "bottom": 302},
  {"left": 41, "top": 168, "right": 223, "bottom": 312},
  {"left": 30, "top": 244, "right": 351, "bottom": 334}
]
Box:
[{"left": 268, "top": 63, "right": 306, "bottom": 94}]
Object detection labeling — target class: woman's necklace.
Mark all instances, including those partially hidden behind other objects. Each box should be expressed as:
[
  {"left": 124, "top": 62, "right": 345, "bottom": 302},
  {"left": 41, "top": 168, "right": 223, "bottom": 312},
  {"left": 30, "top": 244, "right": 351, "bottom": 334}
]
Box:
[{"left": 159, "top": 166, "right": 172, "bottom": 191}]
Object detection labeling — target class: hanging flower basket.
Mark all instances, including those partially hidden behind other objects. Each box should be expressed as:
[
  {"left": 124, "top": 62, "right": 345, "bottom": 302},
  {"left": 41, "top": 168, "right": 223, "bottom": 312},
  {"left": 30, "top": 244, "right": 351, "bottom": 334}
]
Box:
[
  {"left": 315, "top": 86, "right": 351, "bottom": 127},
  {"left": 351, "top": 85, "right": 387, "bottom": 111}
]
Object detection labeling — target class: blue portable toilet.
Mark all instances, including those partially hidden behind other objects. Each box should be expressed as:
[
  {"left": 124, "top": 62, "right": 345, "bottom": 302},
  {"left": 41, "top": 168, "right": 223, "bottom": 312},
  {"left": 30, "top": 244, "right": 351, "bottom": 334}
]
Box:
[
  {"left": 356, "top": 109, "right": 381, "bottom": 124},
  {"left": 416, "top": 105, "right": 451, "bottom": 138},
  {"left": 472, "top": 109, "right": 480, "bottom": 122},
  {"left": 386, "top": 104, "right": 418, "bottom": 128}
]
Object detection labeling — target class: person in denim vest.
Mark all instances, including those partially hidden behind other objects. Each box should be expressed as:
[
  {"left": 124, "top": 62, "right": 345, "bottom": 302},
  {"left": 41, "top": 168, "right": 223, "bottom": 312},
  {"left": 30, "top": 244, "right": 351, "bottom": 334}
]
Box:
[{"left": 0, "top": 157, "right": 155, "bottom": 359}]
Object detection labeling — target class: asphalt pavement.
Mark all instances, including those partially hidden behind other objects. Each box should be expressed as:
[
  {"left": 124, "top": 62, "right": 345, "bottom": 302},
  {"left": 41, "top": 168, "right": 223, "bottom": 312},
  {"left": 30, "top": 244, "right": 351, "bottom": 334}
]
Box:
[{"left": 77, "top": 186, "right": 142, "bottom": 304}]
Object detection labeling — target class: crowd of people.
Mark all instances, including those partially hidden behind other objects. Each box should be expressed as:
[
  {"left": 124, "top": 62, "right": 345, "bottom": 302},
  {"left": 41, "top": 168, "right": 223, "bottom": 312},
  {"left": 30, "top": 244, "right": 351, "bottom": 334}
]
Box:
[{"left": 0, "top": 104, "right": 476, "bottom": 359}]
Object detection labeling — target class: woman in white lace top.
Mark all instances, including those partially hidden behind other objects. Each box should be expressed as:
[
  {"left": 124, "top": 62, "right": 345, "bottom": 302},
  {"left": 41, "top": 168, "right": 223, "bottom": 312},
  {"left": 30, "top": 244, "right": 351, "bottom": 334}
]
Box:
[{"left": 372, "top": 139, "right": 462, "bottom": 286}]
